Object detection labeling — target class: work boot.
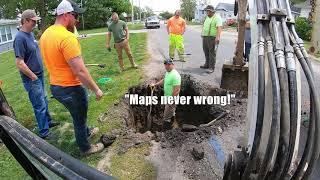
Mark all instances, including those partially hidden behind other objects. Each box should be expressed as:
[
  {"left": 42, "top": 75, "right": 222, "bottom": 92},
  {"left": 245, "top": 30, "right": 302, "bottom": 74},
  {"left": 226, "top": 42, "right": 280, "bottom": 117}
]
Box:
[
  {"left": 200, "top": 65, "right": 209, "bottom": 69},
  {"left": 87, "top": 127, "right": 99, "bottom": 140},
  {"left": 206, "top": 69, "right": 214, "bottom": 74},
  {"left": 49, "top": 121, "right": 60, "bottom": 128},
  {"left": 41, "top": 133, "right": 57, "bottom": 141},
  {"left": 80, "top": 143, "right": 104, "bottom": 156}
]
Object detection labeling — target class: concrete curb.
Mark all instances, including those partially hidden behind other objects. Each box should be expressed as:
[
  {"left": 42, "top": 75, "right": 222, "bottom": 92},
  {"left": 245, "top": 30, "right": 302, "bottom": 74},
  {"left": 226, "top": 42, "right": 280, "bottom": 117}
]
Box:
[{"left": 309, "top": 54, "right": 320, "bottom": 62}]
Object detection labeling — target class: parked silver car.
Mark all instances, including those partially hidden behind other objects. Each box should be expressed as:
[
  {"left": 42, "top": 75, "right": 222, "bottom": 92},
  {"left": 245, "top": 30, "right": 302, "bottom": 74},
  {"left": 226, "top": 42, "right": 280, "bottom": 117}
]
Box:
[{"left": 145, "top": 16, "right": 160, "bottom": 29}]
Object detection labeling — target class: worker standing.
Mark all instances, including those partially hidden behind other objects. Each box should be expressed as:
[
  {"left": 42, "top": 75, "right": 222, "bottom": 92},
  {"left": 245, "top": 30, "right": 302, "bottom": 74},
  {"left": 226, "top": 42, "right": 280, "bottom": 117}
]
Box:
[
  {"left": 106, "top": 12, "right": 137, "bottom": 71},
  {"left": 244, "top": 15, "right": 251, "bottom": 62},
  {"left": 40, "top": 0, "right": 104, "bottom": 156},
  {"left": 201, "top": 5, "right": 222, "bottom": 73},
  {"left": 167, "top": 10, "right": 187, "bottom": 62},
  {"left": 13, "top": 9, "right": 59, "bottom": 139},
  {"left": 151, "top": 59, "right": 181, "bottom": 130}
]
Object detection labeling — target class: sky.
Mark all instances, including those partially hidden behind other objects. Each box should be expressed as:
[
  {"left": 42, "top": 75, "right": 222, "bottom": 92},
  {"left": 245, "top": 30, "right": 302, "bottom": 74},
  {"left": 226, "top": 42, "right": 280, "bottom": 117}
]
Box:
[{"left": 135, "top": 0, "right": 235, "bottom": 13}]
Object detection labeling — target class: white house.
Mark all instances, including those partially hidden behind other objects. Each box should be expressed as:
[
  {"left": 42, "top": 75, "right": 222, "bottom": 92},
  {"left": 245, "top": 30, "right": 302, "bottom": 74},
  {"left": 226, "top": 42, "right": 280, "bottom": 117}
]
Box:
[
  {"left": 293, "top": 0, "right": 311, "bottom": 18},
  {"left": 194, "top": 3, "right": 208, "bottom": 22},
  {"left": 215, "top": 3, "right": 236, "bottom": 23},
  {"left": 0, "top": 19, "right": 19, "bottom": 53}
]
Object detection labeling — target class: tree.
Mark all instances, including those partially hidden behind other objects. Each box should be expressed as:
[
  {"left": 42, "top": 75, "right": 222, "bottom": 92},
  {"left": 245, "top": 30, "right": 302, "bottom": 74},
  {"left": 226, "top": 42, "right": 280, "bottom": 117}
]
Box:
[
  {"left": 0, "top": 0, "right": 131, "bottom": 31},
  {"left": 180, "top": 0, "right": 196, "bottom": 21},
  {"left": 159, "top": 11, "right": 173, "bottom": 20},
  {"left": 133, "top": 5, "right": 142, "bottom": 20},
  {"left": 0, "top": 0, "right": 59, "bottom": 31},
  {"left": 73, "top": 0, "right": 132, "bottom": 29},
  {"left": 144, "top": 6, "right": 154, "bottom": 17},
  {"left": 233, "top": 0, "right": 247, "bottom": 66},
  {"left": 310, "top": 0, "right": 320, "bottom": 54}
]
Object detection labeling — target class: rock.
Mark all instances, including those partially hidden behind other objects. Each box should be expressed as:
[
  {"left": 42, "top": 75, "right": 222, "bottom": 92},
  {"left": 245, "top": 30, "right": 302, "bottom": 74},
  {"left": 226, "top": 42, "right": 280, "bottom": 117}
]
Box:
[
  {"left": 182, "top": 124, "right": 199, "bottom": 132},
  {"left": 134, "top": 140, "right": 142, "bottom": 145},
  {"left": 192, "top": 146, "right": 204, "bottom": 160},
  {"left": 100, "top": 134, "right": 116, "bottom": 147},
  {"left": 144, "top": 151, "right": 150, "bottom": 156},
  {"left": 217, "top": 126, "right": 223, "bottom": 134}
]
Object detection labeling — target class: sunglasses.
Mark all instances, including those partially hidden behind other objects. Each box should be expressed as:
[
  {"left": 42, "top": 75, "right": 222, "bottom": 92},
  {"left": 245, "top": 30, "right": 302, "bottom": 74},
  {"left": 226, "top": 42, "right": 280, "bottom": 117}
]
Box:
[
  {"left": 27, "top": 19, "right": 37, "bottom": 23},
  {"left": 69, "top": 12, "right": 79, "bottom": 20}
]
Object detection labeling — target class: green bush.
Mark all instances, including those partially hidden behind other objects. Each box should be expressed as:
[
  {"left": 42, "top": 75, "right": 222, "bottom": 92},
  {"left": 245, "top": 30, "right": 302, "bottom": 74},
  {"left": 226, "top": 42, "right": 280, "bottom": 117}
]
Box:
[{"left": 295, "top": 17, "right": 312, "bottom": 41}]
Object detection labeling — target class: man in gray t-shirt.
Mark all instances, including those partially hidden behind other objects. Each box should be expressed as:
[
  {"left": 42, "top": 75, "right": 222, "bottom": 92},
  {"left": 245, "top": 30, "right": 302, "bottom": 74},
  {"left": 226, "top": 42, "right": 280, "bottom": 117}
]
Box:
[{"left": 106, "top": 12, "right": 137, "bottom": 71}]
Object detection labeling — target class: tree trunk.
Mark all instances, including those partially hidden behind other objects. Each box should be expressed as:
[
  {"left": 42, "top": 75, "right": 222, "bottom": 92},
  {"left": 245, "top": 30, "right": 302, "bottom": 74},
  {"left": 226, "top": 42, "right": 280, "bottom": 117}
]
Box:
[
  {"left": 311, "top": 0, "right": 320, "bottom": 54},
  {"left": 233, "top": 0, "right": 247, "bottom": 66},
  {"left": 38, "top": 0, "right": 47, "bottom": 32}
]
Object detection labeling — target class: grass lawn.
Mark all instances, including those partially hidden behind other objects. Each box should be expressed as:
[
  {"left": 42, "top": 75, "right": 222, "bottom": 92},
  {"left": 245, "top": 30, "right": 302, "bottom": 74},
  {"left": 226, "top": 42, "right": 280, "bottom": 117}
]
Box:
[
  {"left": 79, "top": 23, "right": 145, "bottom": 35},
  {"left": 0, "top": 32, "right": 151, "bottom": 179}
]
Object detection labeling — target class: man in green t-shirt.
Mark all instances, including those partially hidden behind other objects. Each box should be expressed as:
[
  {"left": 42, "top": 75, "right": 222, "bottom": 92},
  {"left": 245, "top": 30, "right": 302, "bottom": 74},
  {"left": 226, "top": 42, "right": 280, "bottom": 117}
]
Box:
[
  {"left": 201, "top": 5, "right": 222, "bottom": 73},
  {"left": 151, "top": 59, "right": 181, "bottom": 130},
  {"left": 106, "top": 12, "right": 137, "bottom": 71}
]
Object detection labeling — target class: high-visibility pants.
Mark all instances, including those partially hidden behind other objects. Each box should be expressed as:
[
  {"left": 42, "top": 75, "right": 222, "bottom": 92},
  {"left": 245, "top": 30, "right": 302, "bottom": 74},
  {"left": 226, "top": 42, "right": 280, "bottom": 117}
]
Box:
[{"left": 169, "top": 34, "right": 185, "bottom": 61}]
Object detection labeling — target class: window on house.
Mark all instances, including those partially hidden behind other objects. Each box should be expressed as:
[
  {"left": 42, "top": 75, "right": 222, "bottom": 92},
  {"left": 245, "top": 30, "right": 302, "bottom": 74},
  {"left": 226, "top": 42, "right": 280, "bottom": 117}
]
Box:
[
  {"left": 6, "top": 26, "right": 12, "bottom": 40},
  {"left": 0, "top": 25, "right": 13, "bottom": 43},
  {"left": 0, "top": 26, "right": 7, "bottom": 42}
]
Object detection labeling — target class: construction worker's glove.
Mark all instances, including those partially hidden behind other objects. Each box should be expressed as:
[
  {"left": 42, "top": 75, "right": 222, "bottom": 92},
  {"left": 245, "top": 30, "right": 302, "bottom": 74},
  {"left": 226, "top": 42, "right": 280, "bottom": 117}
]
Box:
[{"left": 150, "top": 83, "right": 155, "bottom": 88}]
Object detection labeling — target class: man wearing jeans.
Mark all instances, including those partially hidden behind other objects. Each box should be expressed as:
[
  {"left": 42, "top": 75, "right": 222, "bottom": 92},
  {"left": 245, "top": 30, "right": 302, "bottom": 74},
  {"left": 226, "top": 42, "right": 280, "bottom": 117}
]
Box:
[
  {"left": 201, "top": 5, "right": 222, "bottom": 73},
  {"left": 40, "top": 0, "right": 104, "bottom": 155},
  {"left": 13, "top": 9, "right": 59, "bottom": 139},
  {"left": 106, "top": 12, "right": 137, "bottom": 71}
]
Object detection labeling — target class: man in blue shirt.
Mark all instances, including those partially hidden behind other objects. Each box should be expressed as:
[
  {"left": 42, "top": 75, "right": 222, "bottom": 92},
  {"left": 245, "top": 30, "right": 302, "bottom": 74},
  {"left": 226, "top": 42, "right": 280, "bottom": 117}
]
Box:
[{"left": 13, "top": 9, "right": 59, "bottom": 139}]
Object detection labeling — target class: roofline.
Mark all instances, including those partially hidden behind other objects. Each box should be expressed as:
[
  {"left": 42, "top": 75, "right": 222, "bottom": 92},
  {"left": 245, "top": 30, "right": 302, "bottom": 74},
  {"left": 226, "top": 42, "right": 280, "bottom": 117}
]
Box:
[{"left": 0, "top": 19, "right": 20, "bottom": 26}]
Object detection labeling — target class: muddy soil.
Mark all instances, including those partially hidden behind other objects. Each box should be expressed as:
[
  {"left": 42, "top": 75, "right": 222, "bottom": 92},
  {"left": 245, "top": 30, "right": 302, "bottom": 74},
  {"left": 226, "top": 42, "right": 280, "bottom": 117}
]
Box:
[{"left": 118, "top": 74, "right": 247, "bottom": 179}]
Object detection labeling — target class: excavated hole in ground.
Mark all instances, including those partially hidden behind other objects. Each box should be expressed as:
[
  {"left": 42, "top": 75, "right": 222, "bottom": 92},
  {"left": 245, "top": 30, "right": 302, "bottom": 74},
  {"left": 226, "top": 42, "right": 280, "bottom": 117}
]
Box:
[{"left": 125, "top": 74, "right": 243, "bottom": 133}]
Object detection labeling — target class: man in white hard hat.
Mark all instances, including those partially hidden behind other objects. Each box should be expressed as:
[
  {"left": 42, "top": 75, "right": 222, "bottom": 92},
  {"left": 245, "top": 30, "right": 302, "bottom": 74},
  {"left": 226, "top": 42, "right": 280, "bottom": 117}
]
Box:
[{"left": 40, "top": 0, "right": 104, "bottom": 156}]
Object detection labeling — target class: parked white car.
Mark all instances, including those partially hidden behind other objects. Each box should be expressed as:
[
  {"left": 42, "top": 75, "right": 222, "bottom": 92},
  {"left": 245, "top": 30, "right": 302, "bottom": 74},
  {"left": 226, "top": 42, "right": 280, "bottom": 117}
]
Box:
[{"left": 145, "top": 16, "right": 160, "bottom": 29}]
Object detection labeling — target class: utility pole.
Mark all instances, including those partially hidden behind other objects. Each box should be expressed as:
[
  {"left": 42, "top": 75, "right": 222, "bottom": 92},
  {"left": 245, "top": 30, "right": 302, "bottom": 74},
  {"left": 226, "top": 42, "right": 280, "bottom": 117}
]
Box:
[
  {"left": 81, "top": 0, "right": 85, "bottom": 30},
  {"left": 139, "top": 0, "right": 142, "bottom": 22},
  {"left": 131, "top": 0, "right": 134, "bottom": 24}
]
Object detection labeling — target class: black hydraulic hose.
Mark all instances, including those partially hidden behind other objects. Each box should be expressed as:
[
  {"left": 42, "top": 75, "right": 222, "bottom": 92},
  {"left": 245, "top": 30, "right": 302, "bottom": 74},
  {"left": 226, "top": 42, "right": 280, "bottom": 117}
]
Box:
[
  {"left": 0, "top": 117, "right": 86, "bottom": 180},
  {"left": 290, "top": 32, "right": 320, "bottom": 179},
  {"left": 257, "top": 35, "right": 281, "bottom": 179},
  {"left": 1, "top": 116, "right": 112, "bottom": 180},
  {"left": 289, "top": 31, "right": 315, "bottom": 180},
  {"left": 268, "top": 15, "right": 292, "bottom": 179},
  {"left": 292, "top": 70, "right": 314, "bottom": 180},
  {"left": 291, "top": 26, "right": 314, "bottom": 76},
  {"left": 279, "top": 19, "right": 299, "bottom": 179},
  {"left": 281, "top": 70, "right": 298, "bottom": 178},
  {"left": 241, "top": 23, "right": 266, "bottom": 180},
  {"left": 294, "top": 42, "right": 320, "bottom": 180},
  {"left": 272, "top": 68, "right": 290, "bottom": 180}
]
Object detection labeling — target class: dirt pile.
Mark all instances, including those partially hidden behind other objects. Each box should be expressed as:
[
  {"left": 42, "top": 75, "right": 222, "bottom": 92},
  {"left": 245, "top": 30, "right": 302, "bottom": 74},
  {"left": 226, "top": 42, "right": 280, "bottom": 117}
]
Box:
[{"left": 119, "top": 74, "right": 248, "bottom": 179}]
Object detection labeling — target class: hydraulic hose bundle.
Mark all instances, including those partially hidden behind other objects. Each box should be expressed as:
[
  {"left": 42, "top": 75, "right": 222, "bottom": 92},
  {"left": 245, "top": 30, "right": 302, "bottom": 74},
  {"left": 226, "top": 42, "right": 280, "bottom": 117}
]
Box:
[{"left": 223, "top": 0, "right": 320, "bottom": 179}]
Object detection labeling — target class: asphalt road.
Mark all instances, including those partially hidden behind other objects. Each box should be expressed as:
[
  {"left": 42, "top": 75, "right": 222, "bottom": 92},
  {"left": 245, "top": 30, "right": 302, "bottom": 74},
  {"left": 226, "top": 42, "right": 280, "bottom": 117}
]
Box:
[{"left": 147, "top": 25, "right": 237, "bottom": 87}]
